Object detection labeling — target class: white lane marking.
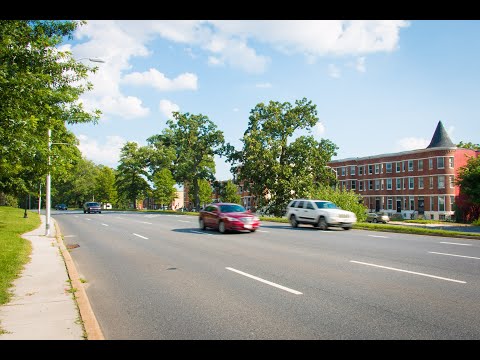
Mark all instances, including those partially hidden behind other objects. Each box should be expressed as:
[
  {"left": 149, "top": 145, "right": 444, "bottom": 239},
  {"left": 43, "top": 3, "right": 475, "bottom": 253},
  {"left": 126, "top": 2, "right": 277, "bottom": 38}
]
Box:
[
  {"left": 133, "top": 233, "right": 149, "bottom": 240},
  {"left": 63, "top": 235, "right": 76, "bottom": 238},
  {"left": 178, "top": 220, "right": 191, "bottom": 223},
  {"left": 116, "top": 216, "right": 124, "bottom": 219},
  {"left": 257, "top": 230, "right": 269, "bottom": 233},
  {"left": 429, "top": 252, "right": 480, "bottom": 260},
  {"left": 190, "top": 230, "right": 212, "bottom": 236},
  {"left": 86, "top": 218, "right": 91, "bottom": 221},
  {"left": 139, "top": 221, "right": 153, "bottom": 224},
  {"left": 350, "top": 260, "right": 466, "bottom": 284},
  {"left": 74, "top": 216, "right": 78, "bottom": 218},
  {"left": 440, "top": 242, "right": 473, "bottom": 246},
  {"left": 102, "top": 223, "right": 109, "bottom": 227},
  {"left": 226, "top": 267, "right": 303, "bottom": 295},
  {"left": 368, "top": 235, "right": 388, "bottom": 238}
]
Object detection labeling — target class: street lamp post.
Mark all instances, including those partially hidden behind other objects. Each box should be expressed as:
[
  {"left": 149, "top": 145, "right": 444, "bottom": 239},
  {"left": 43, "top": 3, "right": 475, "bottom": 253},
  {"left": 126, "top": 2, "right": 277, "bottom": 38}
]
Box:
[{"left": 44, "top": 56, "right": 104, "bottom": 236}]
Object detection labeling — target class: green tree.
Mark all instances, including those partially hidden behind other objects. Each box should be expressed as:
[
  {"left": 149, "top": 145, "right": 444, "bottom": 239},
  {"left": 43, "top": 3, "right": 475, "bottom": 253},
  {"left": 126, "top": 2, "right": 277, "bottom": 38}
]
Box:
[
  {"left": 115, "top": 142, "right": 151, "bottom": 209},
  {"left": 456, "top": 155, "right": 480, "bottom": 204},
  {"left": 148, "top": 112, "right": 225, "bottom": 210},
  {"left": 222, "top": 180, "right": 241, "bottom": 204},
  {"left": 225, "top": 98, "right": 338, "bottom": 217},
  {"left": 0, "top": 20, "right": 100, "bottom": 198},
  {"left": 152, "top": 168, "right": 177, "bottom": 209},
  {"left": 457, "top": 141, "right": 480, "bottom": 151},
  {"left": 198, "top": 179, "right": 213, "bottom": 207},
  {"left": 94, "top": 165, "right": 118, "bottom": 206}
]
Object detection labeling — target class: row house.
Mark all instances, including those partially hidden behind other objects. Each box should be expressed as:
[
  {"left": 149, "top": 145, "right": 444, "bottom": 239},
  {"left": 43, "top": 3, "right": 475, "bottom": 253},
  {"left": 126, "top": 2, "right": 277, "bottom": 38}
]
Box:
[{"left": 328, "top": 121, "right": 479, "bottom": 220}]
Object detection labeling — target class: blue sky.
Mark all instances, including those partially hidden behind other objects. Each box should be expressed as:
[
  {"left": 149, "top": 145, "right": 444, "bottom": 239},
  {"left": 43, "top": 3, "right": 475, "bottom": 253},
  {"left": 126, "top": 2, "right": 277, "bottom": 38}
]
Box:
[{"left": 62, "top": 20, "right": 480, "bottom": 181}]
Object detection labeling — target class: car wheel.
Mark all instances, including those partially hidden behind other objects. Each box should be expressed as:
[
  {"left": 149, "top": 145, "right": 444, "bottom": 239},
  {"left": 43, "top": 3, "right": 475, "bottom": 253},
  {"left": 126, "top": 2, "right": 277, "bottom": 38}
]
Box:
[
  {"left": 250, "top": 229, "right": 256, "bottom": 233},
  {"left": 342, "top": 226, "right": 351, "bottom": 230},
  {"left": 290, "top": 215, "right": 298, "bottom": 228},
  {"left": 318, "top": 217, "right": 328, "bottom": 231},
  {"left": 373, "top": 218, "right": 378, "bottom": 223},
  {"left": 199, "top": 218, "right": 206, "bottom": 230},
  {"left": 218, "top": 221, "right": 226, "bottom": 234},
  {"left": 84, "top": 210, "right": 86, "bottom": 214}
]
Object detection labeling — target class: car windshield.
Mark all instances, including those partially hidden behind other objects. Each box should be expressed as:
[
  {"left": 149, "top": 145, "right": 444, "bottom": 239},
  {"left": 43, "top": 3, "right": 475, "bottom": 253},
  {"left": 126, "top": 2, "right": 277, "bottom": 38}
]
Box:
[
  {"left": 314, "top": 201, "right": 338, "bottom": 209},
  {"left": 87, "top": 202, "right": 100, "bottom": 206},
  {"left": 219, "top": 204, "right": 246, "bottom": 213}
]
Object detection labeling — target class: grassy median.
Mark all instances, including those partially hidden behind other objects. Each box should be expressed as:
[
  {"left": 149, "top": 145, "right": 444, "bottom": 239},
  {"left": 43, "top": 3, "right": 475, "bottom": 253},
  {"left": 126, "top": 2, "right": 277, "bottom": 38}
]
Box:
[{"left": 0, "top": 207, "right": 40, "bottom": 306}]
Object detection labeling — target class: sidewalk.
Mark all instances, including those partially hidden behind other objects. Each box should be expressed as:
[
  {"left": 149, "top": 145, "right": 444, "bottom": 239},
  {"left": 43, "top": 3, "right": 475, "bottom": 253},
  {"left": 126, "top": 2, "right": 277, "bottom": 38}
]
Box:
[{"left": 0, "top": 214, "right": 102, "bottom": 340}]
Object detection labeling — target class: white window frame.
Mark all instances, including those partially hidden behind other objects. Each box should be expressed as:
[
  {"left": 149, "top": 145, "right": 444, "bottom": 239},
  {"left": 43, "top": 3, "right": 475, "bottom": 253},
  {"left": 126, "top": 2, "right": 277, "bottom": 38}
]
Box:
[
  {"left": 449, "top": 157, "right": 454, "bottom": 168},
  {"left": 418, "top": 159, "right": 423, "bottom": 171},
  {"left": 438, "top": 175, "right": 445, "bottom": 189},
  {"left": 409, "top": 177, "right": 414, "bottom": 189},
  {"left": 438, "top": 196, "right": 445, "bottom": 212},
  {"left": 437, "top": 157, "right": 445, "bottom": 169},
  {"left": 408, "top": 160, "right": 414, "bottom": 171},
  {"left": 386, "top": 178, "right": 392, "bottom": 190},
  {"left": 418, "top": 177, "right": 424, "bottom": 189},
  {"left": 396, "top": 178, "right": 401, "bottom": 190},
  {"left": 386, "top": 162, "right": 392, "bottom": 173}
]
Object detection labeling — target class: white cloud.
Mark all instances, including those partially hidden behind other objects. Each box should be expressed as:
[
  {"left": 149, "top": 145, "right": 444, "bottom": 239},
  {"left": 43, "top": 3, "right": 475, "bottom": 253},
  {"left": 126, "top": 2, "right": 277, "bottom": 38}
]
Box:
[
  {"left": 159, "top": 99, "right": 180, "bottom": 119},
  {"left": 328, "top": 64, "right": 341, "bottom": 78},
  {"left": 208, "top": 56, "right": 224, "bottom": 66},
  {"left": 315, "top": 122, "right": 326, "bottom": 135},
  {"left": 122, "top": 68, "right": 198, "bottom": 91},
  {"left": 356, "top": 57, "right": 366, "bottom": 72},
  {"left": 255, "top": 82, "right": 272, "bottom": 88},
  {"left": 83, "top": 95, "right": 150, "bottom": 120},
  {"left": 396, "top": 137, "right": 430, "bottom": 151},
  {"left": 77, "top": 134, "right": 127, "bottom": 167}
]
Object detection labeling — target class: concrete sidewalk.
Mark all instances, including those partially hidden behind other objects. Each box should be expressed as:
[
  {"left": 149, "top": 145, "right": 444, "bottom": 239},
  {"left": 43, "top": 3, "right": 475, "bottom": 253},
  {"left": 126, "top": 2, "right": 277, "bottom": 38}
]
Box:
[{"left": 0, "top": 214, "right": 103, "bottom": 340}]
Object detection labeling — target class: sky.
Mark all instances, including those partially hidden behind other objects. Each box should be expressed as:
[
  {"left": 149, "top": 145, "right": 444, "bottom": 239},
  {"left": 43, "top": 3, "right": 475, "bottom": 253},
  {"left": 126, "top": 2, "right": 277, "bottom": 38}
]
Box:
[{"left": 61, "top": 20, "right": 480, "bottom": 181}]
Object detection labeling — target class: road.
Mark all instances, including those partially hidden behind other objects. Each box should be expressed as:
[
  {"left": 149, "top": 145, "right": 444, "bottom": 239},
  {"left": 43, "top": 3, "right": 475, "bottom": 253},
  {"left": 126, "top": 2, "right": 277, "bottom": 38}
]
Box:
[{"left": 53, "top": 210, "right": 480, "bottom": 340}]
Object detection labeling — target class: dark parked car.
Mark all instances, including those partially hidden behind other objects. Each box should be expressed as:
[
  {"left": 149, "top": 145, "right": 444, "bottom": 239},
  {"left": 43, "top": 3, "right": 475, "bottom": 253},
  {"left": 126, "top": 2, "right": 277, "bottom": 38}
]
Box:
[
  {"left": 55, "top": 204, "right": 68, "bottom": 210},
  {"left": 83, "top": 202, "right": 101, "bottom": 214},
  {"left": 199, "top": 203, "right": 260, "bottom": 233}
]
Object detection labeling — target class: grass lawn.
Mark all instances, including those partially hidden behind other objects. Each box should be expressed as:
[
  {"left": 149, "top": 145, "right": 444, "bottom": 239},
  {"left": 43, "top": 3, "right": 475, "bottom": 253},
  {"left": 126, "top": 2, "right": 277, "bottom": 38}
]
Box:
[{"left": 0, "top": 207, "right": 40, "bottom": 306}]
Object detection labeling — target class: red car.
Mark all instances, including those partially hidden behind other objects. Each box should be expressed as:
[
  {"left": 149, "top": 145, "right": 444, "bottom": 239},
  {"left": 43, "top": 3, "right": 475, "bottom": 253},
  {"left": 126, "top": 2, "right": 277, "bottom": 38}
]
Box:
[{"left": 198, "top": 203, "right": 260, "bottom": 233}]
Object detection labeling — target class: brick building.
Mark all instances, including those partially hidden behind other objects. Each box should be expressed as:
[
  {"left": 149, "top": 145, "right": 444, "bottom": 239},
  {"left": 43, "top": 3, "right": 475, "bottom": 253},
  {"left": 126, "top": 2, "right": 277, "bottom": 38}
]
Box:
[{"left": 328, "top": 121, "right": 479, "bottom": 220}]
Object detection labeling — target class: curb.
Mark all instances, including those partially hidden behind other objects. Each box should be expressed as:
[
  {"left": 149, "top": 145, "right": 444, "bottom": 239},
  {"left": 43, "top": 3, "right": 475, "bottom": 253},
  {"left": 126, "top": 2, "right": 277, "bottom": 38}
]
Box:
[{"left": 54, "top": 220, "right": 105, "bottom": 340}]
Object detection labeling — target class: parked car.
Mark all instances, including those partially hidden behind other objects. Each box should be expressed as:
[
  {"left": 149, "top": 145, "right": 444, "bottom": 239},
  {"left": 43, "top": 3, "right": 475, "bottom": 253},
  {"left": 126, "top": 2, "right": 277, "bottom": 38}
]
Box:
[
  {"left": 55, "top": 204, "right": 68, "bottom": 210},
  {"left": 366, "top": 212, "right": 390, "bottom": 223},
  {"left": 83, "top": 201, "right": 101, "bottom": 214},
  {"left": 199, "top": 203, "right": 261, "bottom": 233},
  {"left": 285, "top": 199, "right": 357, "bottom": 230}
]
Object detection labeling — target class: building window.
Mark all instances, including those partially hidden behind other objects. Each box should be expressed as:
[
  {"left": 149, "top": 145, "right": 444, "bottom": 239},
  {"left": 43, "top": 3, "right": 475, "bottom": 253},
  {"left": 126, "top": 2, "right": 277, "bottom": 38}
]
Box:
[
  {"left": 381, "top": 179, "right": 384, "bottom": 190},
  {"left": 429, "top": 158, "right": 433, "bottom": 170},
  {"left": 438, "top": 196, "right": 445, "bottom": 212},
  {"left": 449, "top": 175, "right": 455, "bottom": 188},
  {"left": 450, "top": 196, "right": 455, "bottom": 211},
  {"left": 387, "top": 197, "right": 393, "bottom": 210},
  {"left": 438, "top": 175, "right": 445, "bottom": 189},
  {"left": 409, "top": 177, "right": 414, "bottom": 189},
  {"left": 350, "top": 166, "right": 355, "bottom": 176},
  {"left": 429, "top": 176, "right": 434, "bottom": 189},
  {"left": 375, "top": 180, "right": 380, "bottom": 190},
  {"left": 387, "top": 178, "right": 392, "bottom": 190},
  {"left": 359, "top": 166, "right": 363, "bottom": 176},
  {"left": 409, "top": 197, "right": 415, "bottom": 211},
  {"left": 396, "top": 178, "right": 402, "bottom": 190},
  {"left": 418, "top": 177, "right": 424, "bottom": 189},
  {"left": 408, "top": 160, "right": 414, "bottom": 171},
  {"left": 430, "top": 196, "right": 434, "bottom": 211},
  {"left": 375, "top": 164, "right": 380, "bottom": 174},
  {"left": 396, "top": 162, "right": 401, "bottom": 173},
  {"left": 402, "top": 161, "right": 406, "bottom": 172},
  {"left": 368, "top": 165, "right": 373, "bottom": 174},
  {"left": 418, "top": 159, "right": 423, "bottom": 171},
  {"left": 341, "top": 167, "right": 346, "bottom": 176},
  {"left": 437, "top": 157, "right": 445, "bottom": 169},
  {"left": 386, "top": 163, "right": 392, "bottom": 173},
  {"left": 449, "top": 157, "right": 454, "bottom": 168},
  {"left": 369, "top": 180, "right": 373, "bottom": 190},
  {"left": 359, "top": 181, "right": 363, "bottom": 191},
  {"left": 403, "top": 178, "right": 406, "bottom": 190},
  {"left": 351, "top": 180, "right": 356, "bottom": 190}
]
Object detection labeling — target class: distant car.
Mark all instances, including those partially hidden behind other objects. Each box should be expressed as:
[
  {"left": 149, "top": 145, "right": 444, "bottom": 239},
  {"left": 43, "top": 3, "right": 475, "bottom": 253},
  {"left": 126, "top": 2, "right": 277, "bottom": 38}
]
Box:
[
  {"left": 55, "top": 204, "right": 68, "bottom": 210},
  {"left": 285, "top": 199, "right": 357, "bottom": 230},
  {"left": 199, "top": 203, "right": 261, "bottom": 233},
  {"left": 366, "top": 212, "right": 390, "bottom": 224},
  {"left": 83, "top": 202, "right": 101, "bottom": 214}
]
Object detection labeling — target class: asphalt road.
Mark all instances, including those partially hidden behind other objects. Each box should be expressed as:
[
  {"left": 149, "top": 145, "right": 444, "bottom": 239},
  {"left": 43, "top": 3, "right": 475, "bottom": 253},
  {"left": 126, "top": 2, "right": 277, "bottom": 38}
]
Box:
[{"left": 53, "top": 210, "right": 480, "bottom": 340}]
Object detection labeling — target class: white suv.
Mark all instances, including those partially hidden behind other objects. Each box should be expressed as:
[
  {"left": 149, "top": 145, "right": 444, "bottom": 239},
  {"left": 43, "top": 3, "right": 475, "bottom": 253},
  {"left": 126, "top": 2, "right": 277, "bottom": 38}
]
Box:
[{"left": 285, "top": 199, "right": 357, "bottom": 230}]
